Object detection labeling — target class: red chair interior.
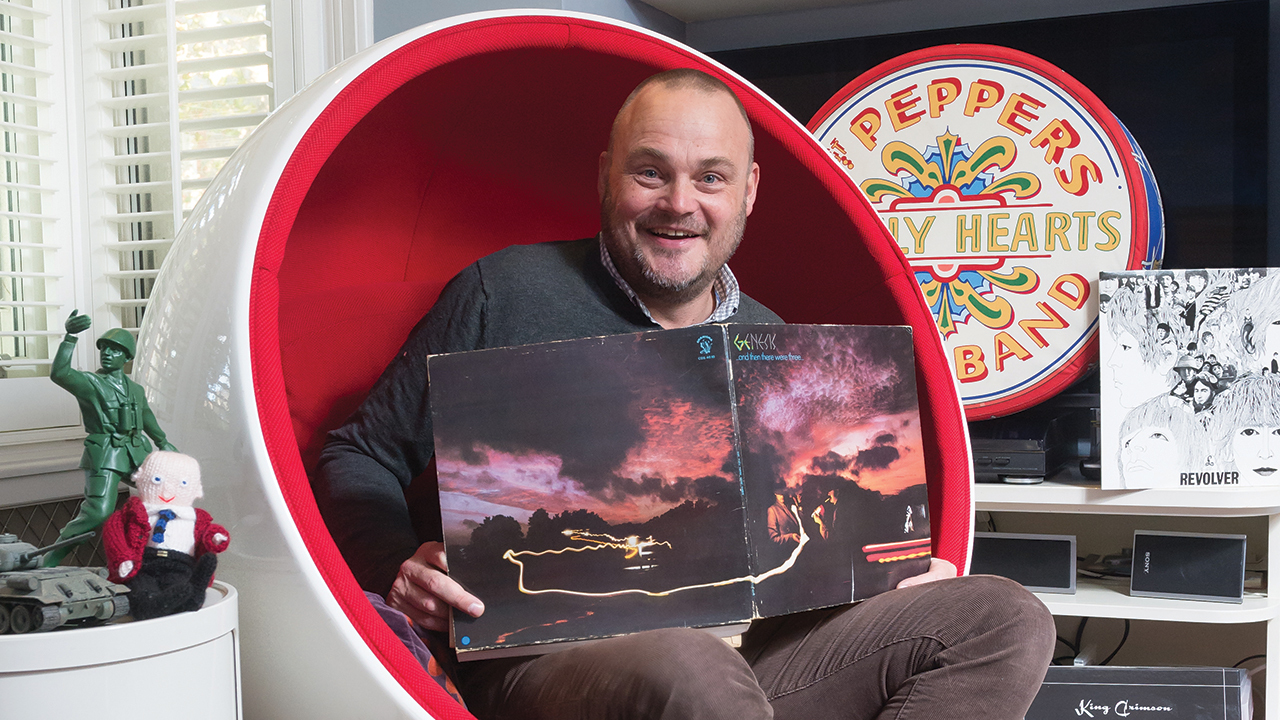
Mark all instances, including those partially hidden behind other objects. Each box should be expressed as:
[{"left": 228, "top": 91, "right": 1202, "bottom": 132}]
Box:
[{"left": 249, "top": 15, "right": 970, "bottom": 718}]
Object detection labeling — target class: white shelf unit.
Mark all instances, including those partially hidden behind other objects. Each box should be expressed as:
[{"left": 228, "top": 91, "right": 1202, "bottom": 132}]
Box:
[{"left": 974, "top": 479, "right": 1278, "bottom": 717}]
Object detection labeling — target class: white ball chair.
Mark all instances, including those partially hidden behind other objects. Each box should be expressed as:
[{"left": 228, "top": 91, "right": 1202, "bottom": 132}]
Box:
[{"left": 137, "top": 10, "right": 972, "bottom": 719}]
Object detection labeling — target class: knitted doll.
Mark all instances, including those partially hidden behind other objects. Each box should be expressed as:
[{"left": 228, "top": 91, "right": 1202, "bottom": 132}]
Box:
[{"left": 102, "top": 451, "right": 229, "bottom": 620}]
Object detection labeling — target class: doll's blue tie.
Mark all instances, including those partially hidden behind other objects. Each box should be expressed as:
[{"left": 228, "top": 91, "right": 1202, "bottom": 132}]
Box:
[{"left": 152, "top": 509, "right": 176, "bottom": 543}]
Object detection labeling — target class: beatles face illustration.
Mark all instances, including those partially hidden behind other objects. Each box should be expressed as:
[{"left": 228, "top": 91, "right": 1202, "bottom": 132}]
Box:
[
  {"left": 1108, "top": 329, "right": 1174, "bottom": 408},
  {"left": 1119, "top": 425, "right": 1180, "bottom": 487},
  {"left": 1192, "top": 381, "right": 1212, "bottom": 406},
  {"left": 1232, "top": 425, "right": 1280, "bottom": 482}
]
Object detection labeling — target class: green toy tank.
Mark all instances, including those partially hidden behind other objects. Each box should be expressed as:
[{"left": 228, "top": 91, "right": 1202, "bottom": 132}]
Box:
[{"left": 0, "top": 533, "right": 130, "bottom": 634}]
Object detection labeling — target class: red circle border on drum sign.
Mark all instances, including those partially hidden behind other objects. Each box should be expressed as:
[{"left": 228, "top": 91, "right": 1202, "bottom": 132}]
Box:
[{"left": 808, "top": 44, "right": 1152, "bottom": 419}]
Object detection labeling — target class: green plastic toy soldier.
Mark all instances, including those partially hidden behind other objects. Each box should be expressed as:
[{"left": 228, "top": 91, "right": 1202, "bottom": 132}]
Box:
[{"left": 41, "top": 310, "right": 176, "bottom": 567}]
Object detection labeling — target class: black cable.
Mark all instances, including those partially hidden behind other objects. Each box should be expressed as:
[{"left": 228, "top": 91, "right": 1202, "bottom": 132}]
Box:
[
  {"left": 1049, "top": 619, "right": 1089, "bottom": 666},
  {"left": 1233, "top": 654, "right": 1266, "bottom": 668},
  {"left": 1073, "top": 617, "right": 1088, "bottom": 660},
  {"left": 1099, "top": 620, "right": 1131, "bottom": 666}
]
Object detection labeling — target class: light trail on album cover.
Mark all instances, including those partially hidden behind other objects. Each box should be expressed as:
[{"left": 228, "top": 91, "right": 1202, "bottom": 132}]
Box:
[{"left": 501, "top": 505, "right": 810, "bottom": 598}]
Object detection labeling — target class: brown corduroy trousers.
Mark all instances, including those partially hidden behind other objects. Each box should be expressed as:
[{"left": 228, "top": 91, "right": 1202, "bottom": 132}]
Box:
[{"left": 459, "top": 574, "right": 1056, "bottom": 720}]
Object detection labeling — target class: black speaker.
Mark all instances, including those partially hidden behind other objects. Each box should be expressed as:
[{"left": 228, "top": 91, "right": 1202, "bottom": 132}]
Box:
[
  {"left": 970, "top": 532, "right": 1076, "bottom": 593},
  {"left": 1130, "top": 531, "right": 1247, "bottom": 603}
]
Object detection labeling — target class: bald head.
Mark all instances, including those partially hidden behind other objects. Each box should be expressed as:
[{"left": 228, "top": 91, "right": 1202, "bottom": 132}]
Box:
[
  {"left": 596, "top": 68, "right": 761, "bottom": 328},
  {"left": 608, "top": 69, "right": 754, "bottom": 162}
]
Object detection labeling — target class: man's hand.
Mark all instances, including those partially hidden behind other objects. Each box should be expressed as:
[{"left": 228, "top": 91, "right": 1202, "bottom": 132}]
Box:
[
  {"left": 65, "top": 309, "right": 91, "bottom": 336},
  {"left": 896, "top": 557, "right": 958, "bottom": 589},
  {"left": 386, "top": 541, "right": 485, "bottom": 632}
]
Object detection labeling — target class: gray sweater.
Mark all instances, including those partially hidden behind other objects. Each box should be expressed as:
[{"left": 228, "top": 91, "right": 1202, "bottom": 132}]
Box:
[{"left": 314, "top": 238, "right": 783, "bottom": 593}]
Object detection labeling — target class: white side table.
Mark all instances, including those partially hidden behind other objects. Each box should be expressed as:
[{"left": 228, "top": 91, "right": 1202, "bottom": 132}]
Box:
[{"left": 0, "top": 581, "right": 241, "bottom": 719}]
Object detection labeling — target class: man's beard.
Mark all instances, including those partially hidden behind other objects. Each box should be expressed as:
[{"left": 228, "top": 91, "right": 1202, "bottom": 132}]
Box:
[{"left": 600, "top": 189, "right": 748, "bottom": 306}]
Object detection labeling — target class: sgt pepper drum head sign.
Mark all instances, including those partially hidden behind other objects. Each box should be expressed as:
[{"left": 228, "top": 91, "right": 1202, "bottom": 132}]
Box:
[{"left": 809, "top": 45, "right": 1164, "bottom": 419}]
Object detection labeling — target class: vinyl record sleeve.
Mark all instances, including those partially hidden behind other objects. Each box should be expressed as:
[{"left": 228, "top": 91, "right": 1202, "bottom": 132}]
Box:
[
  {"left": 1099, "top": 267, "right": 1280, "bottom": 488},
  {"left": 428, "top": 324, "right": 932, "bottom": 657}
]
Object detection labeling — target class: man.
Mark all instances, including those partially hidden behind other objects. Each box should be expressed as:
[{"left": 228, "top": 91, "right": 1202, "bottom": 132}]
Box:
[
  {"left": 316, "top": 69, "right": 1054, "bottom": 719},
  {"left": 44, "top": 310, "right": 177, "bottom": 567},
  {"left": 811, "top": 486, "right": 839, "bottom": 542},
  {"left": 767, "top": 488, "right": 802, "bottom": 547}
]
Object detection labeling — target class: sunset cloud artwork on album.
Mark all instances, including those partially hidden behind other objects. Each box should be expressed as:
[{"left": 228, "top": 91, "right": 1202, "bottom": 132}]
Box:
[
  {"left": 432, "top": 325, "right": 925, "bottom": 546},
  {"left": 432, "top": 331, "right": 739, "bottom": 545},
  {"left": 734, "top": 325, "right": 924, "bottom": 496}
]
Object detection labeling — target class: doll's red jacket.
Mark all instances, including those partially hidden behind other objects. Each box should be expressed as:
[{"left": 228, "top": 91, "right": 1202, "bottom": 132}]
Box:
[{"left": 102, "top": 496, "right": 230, "bottom": 583}]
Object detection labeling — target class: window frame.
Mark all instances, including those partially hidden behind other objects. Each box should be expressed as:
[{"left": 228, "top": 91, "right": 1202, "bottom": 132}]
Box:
[{"left": 0, "top": 0, "right": 371, "bottom": 490}]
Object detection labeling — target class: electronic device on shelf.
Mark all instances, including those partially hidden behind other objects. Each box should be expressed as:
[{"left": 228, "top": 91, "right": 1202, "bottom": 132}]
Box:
[
  {"left": 970, "top": 532, "right": 1076, "bottom": 593},
  {"left": 1130, "top": 531, "right": 1248, "bottom": 604},
  {"left": 968, "top": 375, "right": 1098, "bottom": 484},
  {"left": 968, "top": 405, "right": 1092, "bottom": 483}
]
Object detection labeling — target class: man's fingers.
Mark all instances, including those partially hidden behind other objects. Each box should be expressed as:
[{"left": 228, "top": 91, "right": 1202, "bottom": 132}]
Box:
[
  {"left": 418, "top": 593, "right": 446, "bottom": 617},
  {"left": 418, "top": 540, "right": 449, "bottom": 573},
  {"left": 405, "top": 610, "right": 449, "bottom": 633},
  {"left": 405, "top": 542, "right": 482, "bottom": 615},
  {"left": 389, "top": 586, "right": 449, "bottom": 631},
  {"left": 386, "top": 542, "right": 485, "bottom": 625},
  {"left": 403, "top": 562, "right": 484, "bottom": 617},
  {"left": 896, "top": 557, "right": 958, "bottom": 589}
]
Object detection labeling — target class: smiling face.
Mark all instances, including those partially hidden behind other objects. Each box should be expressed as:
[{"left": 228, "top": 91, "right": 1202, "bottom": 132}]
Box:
[
  {"left": 133, "top": 451, "right": 203, "bottom": 507},
  {"left": 599, "top": 80, "right": 759, "bottom": 311},
  {"left": 1119, "top": 425, "right": 1179, "bottom": 486},
  {"left": 1232, "top": 425, "right": 1280, "bottom": 482}
]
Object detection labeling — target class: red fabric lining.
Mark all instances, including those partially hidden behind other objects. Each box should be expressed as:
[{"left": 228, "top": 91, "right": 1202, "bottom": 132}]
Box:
[{"left": 249, "top": 15, "right": 970, "bottom": 718}]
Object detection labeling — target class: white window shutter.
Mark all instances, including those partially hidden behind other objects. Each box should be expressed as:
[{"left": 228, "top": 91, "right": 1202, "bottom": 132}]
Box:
[
  {"left": 0, "top": 0, "right": 366, "bottom": 441},
  {"left": 92, "top": 0, "right": 273, "bottom": 334},
  {"left": 0, "top": 0, "right": 62, "bottom": 382}
]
